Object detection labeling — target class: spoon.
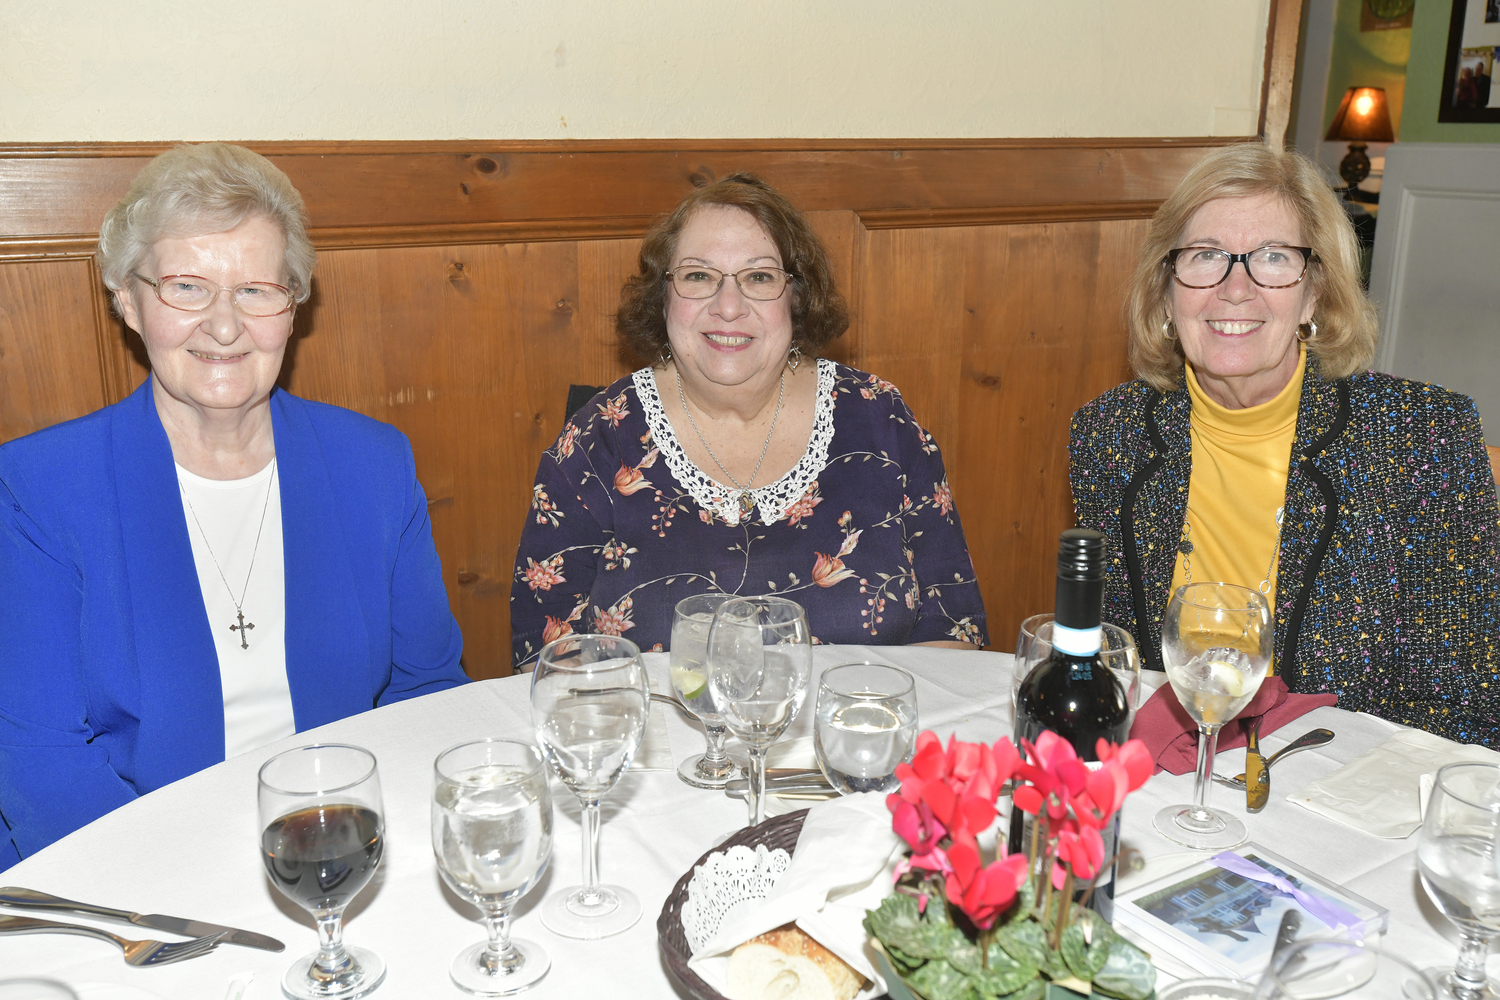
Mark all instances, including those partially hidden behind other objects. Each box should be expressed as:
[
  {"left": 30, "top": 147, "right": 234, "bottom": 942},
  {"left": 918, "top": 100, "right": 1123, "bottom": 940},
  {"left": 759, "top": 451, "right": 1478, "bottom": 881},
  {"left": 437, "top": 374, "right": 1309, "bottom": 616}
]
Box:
[{"left": 1213, "top": 728, "right": 1335, "bottom": 788}]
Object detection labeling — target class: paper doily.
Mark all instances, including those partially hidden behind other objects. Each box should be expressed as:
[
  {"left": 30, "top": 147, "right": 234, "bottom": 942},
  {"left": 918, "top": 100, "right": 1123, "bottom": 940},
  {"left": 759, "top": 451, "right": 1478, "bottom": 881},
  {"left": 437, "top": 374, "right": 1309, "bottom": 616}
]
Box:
[{"left": 679, "top": 842, "right": 792, "bottom": 953}]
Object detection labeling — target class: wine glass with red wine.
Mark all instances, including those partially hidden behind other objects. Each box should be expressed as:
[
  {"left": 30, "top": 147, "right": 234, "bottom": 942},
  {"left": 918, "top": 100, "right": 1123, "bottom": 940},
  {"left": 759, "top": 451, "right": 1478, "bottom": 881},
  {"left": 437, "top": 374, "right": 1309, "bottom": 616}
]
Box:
[{"left": 259, "top": 744, "right": 386, "bottom": 1000}]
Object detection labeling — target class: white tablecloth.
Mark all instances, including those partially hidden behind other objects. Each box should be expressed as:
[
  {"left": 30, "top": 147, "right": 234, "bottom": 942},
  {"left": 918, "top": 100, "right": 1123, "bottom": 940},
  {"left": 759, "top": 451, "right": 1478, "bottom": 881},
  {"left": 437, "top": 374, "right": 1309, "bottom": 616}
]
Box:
[{"left": 0, "top": 646, "right": 1490, "bottom": 997}]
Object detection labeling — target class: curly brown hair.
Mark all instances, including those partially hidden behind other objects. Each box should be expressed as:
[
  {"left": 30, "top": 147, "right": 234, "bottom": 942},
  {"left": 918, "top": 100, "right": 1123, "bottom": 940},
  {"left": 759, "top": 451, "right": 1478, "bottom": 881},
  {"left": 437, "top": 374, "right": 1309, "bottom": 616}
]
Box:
[
  {"left": 616, "top": 173, "right": 849, "bottom": 363},
  {"left": 1126, "top": 142, "right": 1378, "bottom": 391}
]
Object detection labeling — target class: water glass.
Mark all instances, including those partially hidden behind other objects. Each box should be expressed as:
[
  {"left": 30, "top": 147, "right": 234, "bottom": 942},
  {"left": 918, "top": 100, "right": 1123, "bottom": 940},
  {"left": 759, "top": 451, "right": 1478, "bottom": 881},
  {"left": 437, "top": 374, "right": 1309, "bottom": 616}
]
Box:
[
  {"left": 1417, "top": 761, "right": 1500, "bottom": 1000},
  {"left": 670, "top": 593, "right": 742, "bottom": 788},
  {"left": 707, "top": 596, "right": 812, "bottom": 827},
  {"left": 258, "top": 744, "right": 386, "bottom": 1000},
  {"left": 531, "top": 633, "right": 649, "bottom": 939},
  {"left": 1013, "top": 614, "right": 1141, "bottom": 720},
  {"left": 432, "top": 738, "right": 553, "bottom": 995},
  {"left": 813, "top": 662, "right": 918, "bottom": 795},
  {"left": 1152, "top": 582, "right": 1272, "bottom": 851}
]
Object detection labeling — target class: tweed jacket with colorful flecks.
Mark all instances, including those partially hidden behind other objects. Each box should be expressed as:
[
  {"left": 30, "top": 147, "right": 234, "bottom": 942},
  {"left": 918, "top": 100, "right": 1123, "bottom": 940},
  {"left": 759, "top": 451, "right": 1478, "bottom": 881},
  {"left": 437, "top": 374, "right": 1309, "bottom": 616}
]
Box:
[{"left": 1070, "top": 356, "right": 1500, "bottom": 746}]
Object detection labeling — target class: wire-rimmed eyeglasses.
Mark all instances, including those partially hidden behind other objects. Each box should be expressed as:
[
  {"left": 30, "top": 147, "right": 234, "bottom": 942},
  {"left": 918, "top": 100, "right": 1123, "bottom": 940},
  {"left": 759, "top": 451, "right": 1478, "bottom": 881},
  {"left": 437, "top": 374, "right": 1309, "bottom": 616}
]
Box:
[
  {"left": 133, "top": 273, "right": 295, "bottom": 317},
  {"left": 664, "top": 265, "right": 796, "bottom": 301},
  {"left": 1165, "top": 245, "right": 1319, "bottom": 290}
]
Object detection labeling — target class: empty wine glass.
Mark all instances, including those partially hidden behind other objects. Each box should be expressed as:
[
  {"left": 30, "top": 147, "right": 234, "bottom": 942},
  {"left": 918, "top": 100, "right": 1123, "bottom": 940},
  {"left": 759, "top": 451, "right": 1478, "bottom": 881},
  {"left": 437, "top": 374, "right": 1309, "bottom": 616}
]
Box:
[
  {"left": 432, "top": 738, "right": 554, "bottom": 995},
  {"left": 814, "top": 662, "right": 918, "bottom": 795},
  {"left": 707, "top": 596, "right": 812, "bottom": 827},
  {"left": 670, "top": 593, "right": 742, "bottom": 788},
  {"left": 1260, "top": 938, "right": 1436, "bottom": 1000},
  {"left": 259, "top": 744, "right": 386, "bottom": 1000},
  {"left": 530, "top": 633, "right": 649, "bottom": 940},
  {"left": 1152, "top": 582, "right": 1272, "bottom": 851},
  {"left": 1417, "top": 761, "right": 1500, "bottom": 1000},
  {"left": 1014, "top": 615, "right": 1142, "bottom": 722}
]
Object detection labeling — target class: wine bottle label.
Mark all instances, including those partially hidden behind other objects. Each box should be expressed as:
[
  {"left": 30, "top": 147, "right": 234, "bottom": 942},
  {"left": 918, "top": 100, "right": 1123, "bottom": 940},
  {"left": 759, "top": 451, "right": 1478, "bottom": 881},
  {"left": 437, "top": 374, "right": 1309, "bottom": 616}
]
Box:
[{"left": 1052, "top": 622, "right": 1102, "bottom": 656}]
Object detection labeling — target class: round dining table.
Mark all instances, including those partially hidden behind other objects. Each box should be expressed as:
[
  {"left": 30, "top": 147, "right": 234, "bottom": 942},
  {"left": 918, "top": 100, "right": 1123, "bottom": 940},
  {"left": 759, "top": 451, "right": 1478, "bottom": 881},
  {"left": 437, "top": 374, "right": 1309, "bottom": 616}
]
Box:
[{"left": 0, "top": 644, "right": 1493, "bottom": 998}]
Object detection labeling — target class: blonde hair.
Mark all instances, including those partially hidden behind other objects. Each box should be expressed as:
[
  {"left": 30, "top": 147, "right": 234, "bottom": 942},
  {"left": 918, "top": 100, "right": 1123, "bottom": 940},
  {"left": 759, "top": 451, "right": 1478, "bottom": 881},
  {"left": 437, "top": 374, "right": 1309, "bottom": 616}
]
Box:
[
  {"left": 1126, "top": 142, "right": 1378, "bottom": 391},
  {"left": 97, "top": 143, "right": 315, "bottom": 303}
]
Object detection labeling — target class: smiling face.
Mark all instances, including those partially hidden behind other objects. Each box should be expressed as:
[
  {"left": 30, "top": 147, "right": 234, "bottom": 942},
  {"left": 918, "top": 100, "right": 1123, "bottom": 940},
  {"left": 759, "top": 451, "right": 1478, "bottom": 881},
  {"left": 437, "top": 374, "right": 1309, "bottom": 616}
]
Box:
[
  {"left": 665, "top": 205, "right": 794, "bottom": 395},
  {"left": 1167, "top": 192, "right": 1318, "bottom": 409},
  {"left": 116, "top": 215, "right": 294, "bottom": 422}
]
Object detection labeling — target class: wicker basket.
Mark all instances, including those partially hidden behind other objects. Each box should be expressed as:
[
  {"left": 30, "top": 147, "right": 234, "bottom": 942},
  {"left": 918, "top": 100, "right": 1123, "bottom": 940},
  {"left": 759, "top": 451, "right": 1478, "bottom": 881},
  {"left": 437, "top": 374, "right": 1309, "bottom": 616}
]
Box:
[{"left": 656, "top": 809, "right": 810, "bottom": 1000}]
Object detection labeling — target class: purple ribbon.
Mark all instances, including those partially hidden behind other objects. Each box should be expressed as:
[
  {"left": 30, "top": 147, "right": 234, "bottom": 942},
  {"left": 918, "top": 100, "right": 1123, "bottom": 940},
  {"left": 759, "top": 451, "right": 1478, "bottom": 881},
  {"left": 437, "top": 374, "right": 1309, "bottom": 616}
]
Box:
[{"left": 1210, "top": 852, "right": 1363, "bottom": 935}]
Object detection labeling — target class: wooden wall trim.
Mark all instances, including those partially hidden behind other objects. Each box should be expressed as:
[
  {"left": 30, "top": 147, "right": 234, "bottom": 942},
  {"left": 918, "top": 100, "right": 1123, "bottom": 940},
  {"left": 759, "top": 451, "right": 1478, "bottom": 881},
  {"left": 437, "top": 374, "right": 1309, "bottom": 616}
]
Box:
[
  {"left": 857, "top": 201, "right": 1164, "bottom": 230},
  {"left": 1259, "top": 0, "right": 1306, "bottom": 147},
  {"left": 0, "top": 136, "right": 1244, "bottom": 158}
]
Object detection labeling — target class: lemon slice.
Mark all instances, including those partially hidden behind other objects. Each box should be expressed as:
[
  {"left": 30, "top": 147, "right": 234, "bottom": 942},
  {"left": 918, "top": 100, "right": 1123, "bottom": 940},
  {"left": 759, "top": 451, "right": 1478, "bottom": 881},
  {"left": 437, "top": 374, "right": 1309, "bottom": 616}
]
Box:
[{"left": 1207, "top": 660, "right": 1247, "bottom": 698}]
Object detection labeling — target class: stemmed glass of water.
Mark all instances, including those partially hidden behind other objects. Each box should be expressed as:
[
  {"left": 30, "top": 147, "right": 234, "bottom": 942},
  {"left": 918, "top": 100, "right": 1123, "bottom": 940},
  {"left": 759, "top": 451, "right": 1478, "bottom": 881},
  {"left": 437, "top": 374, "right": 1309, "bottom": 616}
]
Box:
[
  {"left": 1152, "top": 582, "right": 1272, "bottom": 851},
  {"left": 530, "top": 634, "right": 649, "bottom": 939},
  {"left": 707, "top": 597, "right": 812, "bottom": 827},
  {"left": 1417, "top": 761, "right": 1500, "bottom": 1000},
  {"left": 258, "top": 744, "right": 386, "bottom": 1000},
  {"left": 814, "top": 662, "right": 918, "bottom": 795},
  {"left": 670, "top": 593, "right": 741, "bottom": 788},
  {"left": 432, "top": 738, "right": 553, "bottom": 995}
]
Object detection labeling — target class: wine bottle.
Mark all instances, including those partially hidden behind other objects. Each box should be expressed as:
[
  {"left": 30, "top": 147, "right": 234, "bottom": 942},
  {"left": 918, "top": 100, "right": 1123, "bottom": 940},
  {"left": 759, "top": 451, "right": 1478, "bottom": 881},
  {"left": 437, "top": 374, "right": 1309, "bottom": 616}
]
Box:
[{"left": 1008, "top": 527, "right": 1130, "bottom": 920}]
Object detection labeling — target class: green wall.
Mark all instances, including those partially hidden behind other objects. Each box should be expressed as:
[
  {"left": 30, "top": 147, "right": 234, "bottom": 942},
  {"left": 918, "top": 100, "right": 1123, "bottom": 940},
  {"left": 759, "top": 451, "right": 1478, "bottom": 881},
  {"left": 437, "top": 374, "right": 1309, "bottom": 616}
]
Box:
[
  {"left": 1323, "top": 0, "right": 1412, "bottom": 137},
  {"left": 1402, "top": 0, "right": 1500, "bottom": 140}
]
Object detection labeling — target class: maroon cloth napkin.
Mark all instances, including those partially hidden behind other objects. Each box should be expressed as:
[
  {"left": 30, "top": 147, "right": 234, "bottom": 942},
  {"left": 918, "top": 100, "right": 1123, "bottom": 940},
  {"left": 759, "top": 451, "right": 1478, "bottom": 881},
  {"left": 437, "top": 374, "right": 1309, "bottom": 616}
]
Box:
[{"left": 1128, "top": 674, "right": 1338, "bottom": 775}]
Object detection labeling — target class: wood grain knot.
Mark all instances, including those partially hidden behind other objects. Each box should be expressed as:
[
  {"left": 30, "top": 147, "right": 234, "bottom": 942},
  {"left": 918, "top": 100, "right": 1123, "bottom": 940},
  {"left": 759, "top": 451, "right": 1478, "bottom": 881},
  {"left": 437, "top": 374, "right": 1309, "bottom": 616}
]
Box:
[
  {"left": 459, "top": 182, "right": 469, "bottom": 196},
  {"left": 456, "top": 571, "right": 480, "bottom": 586},
  {"left": 475, "top": 157, "right": 499, "bottom": 174},
  {"left": 555, "top": 298, "right": 574, "bottom": 315},
  {"left": 447, "top": 261, "right": 469, "bottom": 284},
  {"left": 688, "top": 166, "right": 716, "bottom": 188},
  {"left": 975, "top": 373, "right": 1001, "bottom": 389}
]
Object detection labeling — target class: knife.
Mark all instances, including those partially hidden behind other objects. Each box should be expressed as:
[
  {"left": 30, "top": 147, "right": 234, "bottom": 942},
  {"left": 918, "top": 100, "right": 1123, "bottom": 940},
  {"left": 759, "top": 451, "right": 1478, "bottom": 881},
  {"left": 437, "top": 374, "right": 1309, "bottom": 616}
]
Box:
[
  {"left": 1245, "top": 720, "right": 1269, "bottom": 813},
  {"left": 0, "top": 887, "right": 284, "bottom": 952}
]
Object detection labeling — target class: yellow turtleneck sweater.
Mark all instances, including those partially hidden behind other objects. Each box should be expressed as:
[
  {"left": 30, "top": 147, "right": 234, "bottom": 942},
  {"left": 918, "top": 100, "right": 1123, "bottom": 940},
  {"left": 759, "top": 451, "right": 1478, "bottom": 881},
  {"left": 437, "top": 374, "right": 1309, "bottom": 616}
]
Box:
[{"left": 1169, "top": 347, "right": 1305, "bottom": 623}]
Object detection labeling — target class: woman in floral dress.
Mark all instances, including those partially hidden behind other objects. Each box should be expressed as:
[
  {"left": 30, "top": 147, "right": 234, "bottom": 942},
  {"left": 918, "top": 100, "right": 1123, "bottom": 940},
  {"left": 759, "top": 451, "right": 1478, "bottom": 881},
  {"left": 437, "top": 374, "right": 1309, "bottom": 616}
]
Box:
[{"left": 510, "top": 174, "right": 987, "bottom": 668}]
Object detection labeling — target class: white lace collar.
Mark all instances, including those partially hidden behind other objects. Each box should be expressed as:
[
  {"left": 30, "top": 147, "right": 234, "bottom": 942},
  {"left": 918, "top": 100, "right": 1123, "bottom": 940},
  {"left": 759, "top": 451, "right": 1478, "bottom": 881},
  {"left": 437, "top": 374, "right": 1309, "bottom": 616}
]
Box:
[{"left": 632, "top": 358, "right": 836, "bottom": 527}]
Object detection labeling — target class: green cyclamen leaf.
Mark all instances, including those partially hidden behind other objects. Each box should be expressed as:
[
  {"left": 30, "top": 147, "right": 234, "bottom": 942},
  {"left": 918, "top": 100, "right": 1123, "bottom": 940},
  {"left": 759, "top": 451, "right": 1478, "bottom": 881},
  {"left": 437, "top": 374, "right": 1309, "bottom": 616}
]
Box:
[
  {"left": 907, "top": 959, "right": 975, "bottom": 1000},
  {"left": 886, "top": 941, "right": 927, "bottom": 973},
  {"left": 1090, "top": 937, "right": 1157, "bottom": 1000},
  {"left": 945, "top": 937, "right": 984, "bottom": 976},
  {"left": 1059, "top": 918, "right": 1112, "bottom": 981},
  {"left": 970, "top": 946, "right": 1038, "bottom": 996},
  {"left": 995, "top": 921, "right": 1048, "bottom": 968},
  {"left": 995, "top": 979, "right": 1046, "bottom": 1000}
]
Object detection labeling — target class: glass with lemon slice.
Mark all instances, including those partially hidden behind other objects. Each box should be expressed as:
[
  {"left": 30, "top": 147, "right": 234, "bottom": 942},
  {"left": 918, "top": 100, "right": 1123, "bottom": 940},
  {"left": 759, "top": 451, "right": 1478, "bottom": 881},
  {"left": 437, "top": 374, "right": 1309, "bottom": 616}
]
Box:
[
  {"left": 1154, "top": 582, "right": 1273, "bottom": 850},
  {"left": 670, "top": 593, "right": 743, "bottom": 788}
]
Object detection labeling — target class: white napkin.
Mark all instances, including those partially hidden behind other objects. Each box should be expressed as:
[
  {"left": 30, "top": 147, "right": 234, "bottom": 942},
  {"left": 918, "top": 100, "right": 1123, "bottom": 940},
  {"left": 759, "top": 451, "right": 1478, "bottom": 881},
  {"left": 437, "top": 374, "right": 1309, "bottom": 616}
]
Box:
[
  {"left": 1290, "top": 727, "right": 1500, "bottom": 838},
  {"left": 687, "top": 792, "right": 902, "bottom": 999}
]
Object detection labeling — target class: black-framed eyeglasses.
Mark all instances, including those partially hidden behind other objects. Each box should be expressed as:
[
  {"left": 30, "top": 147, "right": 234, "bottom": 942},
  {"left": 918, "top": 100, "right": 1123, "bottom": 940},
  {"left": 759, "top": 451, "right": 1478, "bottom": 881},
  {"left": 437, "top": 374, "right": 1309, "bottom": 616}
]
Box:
[
  {"left": 664, "top": 265, "right": 797, "bottom": 301},
  {"left": 1165, "top": 245, "right": 1319, "bottom": 290},
  {"left": 133, "top": 273, "right": 295, "bottom": 317}
]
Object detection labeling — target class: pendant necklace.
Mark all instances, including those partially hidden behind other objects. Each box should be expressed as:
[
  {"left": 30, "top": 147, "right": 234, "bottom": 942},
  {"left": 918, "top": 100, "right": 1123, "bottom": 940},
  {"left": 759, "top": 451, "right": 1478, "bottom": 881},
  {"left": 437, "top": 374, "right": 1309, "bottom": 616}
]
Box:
[
  {"left": 677, "top": 368, "right": 785, "bottom": 520},
  {"left": 178, "top": 459, "right": 277, "bottom": 650},
  {"left": 1178, "top": 503, "right": 1285, "bottom": 596}
]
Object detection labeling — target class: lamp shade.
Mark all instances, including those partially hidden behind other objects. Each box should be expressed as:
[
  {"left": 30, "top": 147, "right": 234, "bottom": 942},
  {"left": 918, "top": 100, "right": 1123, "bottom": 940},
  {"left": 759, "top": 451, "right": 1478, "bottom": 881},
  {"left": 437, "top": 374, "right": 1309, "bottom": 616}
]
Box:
[{"left": 1325, "top": 86, "right": 1395, "bottom": 142}]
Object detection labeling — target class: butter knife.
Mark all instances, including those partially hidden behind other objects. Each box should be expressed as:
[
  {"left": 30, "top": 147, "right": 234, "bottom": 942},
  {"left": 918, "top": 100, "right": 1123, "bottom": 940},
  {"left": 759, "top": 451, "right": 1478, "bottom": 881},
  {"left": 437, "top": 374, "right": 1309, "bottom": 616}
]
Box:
[
  {"left": 0, "top": 887, "right": 284, "bottom": 952},
  {"left": 1245, "top": 721, "right": 1269, "bottom": 813}
]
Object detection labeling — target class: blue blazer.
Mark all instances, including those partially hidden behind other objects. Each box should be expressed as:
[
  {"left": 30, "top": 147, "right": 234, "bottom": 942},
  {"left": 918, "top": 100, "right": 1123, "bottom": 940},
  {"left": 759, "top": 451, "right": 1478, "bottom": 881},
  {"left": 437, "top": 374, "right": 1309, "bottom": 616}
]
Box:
[{"left": 0, "top": 379, "right": 467, "bottom": 868}]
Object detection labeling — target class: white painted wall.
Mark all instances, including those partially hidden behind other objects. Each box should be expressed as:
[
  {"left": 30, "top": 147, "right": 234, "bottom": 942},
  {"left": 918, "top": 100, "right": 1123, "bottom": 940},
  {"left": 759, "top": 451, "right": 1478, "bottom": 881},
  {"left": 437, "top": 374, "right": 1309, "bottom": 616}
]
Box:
[
  {"left": 0, "top": 0, "right": 1271, "bottom": 141},
  {"left": 1369, "top": 142, "right": 1500, "bottom": 442}
]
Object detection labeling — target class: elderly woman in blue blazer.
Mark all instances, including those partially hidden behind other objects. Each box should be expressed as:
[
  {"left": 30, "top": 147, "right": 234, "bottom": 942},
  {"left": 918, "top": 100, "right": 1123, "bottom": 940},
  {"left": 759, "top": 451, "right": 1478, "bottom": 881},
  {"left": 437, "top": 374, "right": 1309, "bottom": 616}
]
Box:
[{"left": 0, "top": 143, "right": 467, "bottom": 869}]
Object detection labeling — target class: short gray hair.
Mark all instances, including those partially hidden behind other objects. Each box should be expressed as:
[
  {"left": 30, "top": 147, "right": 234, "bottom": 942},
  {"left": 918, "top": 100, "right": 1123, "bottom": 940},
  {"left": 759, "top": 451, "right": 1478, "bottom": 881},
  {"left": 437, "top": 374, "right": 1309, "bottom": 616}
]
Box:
[{"left": 97, "top": 143, "right": 315, "bottom": 303}]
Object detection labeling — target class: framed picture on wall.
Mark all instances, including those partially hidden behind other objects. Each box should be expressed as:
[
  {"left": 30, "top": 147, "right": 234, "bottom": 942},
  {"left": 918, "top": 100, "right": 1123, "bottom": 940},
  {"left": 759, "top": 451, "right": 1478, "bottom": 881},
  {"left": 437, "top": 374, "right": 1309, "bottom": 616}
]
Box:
[{"left": 1440, "top": 0, "right": 1500, "bottom": 120}]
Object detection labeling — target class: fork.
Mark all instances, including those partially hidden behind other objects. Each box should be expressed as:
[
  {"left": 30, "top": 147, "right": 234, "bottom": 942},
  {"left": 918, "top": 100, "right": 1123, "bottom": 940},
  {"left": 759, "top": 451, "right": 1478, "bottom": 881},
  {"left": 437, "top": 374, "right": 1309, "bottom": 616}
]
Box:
[{"left": 0, "top": 914, "right": 225, "bottom": 966}]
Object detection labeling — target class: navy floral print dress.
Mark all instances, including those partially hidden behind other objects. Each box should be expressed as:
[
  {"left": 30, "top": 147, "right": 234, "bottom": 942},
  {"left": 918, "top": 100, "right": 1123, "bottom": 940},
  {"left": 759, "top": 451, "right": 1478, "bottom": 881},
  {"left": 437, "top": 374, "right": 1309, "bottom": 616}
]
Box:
[{"left": 511, "top": 359, "right": 987, "bottom": 668}]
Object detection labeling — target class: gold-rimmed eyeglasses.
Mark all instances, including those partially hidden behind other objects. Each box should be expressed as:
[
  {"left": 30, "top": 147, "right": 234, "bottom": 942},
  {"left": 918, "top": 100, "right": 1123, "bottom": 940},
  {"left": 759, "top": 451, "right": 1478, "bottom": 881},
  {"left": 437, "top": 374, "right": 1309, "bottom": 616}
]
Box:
[
  {"left": 664, "top": 265, "right": 796, "bottom": 301},
  {"left": 133, "top": 273, "right": 295, "bottom": 317},
  {"left": 1165, "top": 245, "right": 1318, "bottom": 290}
]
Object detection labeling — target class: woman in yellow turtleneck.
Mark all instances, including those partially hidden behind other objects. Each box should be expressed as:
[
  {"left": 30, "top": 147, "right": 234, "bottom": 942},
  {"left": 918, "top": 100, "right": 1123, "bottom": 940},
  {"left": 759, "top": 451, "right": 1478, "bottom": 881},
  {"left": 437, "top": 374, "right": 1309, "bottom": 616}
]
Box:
[{"left": 1069, "top": 142, "right": 1499, "bottom": 744}]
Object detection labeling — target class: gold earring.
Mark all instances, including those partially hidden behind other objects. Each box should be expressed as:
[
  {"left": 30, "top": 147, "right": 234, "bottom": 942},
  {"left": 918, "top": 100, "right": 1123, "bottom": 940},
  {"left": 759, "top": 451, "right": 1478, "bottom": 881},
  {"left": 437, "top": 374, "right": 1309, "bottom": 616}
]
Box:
[
  {"left": 1162, "top": 319, "right": 1177, "bottom": 340},
  {"left": 1297, "top": 320, "right": 1317, "bottom": 342}
]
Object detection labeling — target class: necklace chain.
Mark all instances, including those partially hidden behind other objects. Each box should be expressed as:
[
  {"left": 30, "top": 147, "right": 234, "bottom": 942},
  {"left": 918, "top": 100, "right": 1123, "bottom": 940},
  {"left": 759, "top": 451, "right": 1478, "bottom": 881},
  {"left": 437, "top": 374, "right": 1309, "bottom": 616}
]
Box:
[
  {"left": 676, "top": 368, "right": 785, "bottom": 515},
  {"left": 1178, "top": 503, "right": 1285, "bottom": 596},
  {"left": 178, "top": 460, "right": 277, "bottom": 649}
]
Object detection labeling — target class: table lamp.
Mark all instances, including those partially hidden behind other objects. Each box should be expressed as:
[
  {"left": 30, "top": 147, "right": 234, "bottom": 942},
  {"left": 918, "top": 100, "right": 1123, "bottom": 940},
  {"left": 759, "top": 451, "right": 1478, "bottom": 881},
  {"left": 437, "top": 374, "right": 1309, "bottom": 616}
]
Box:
[{"left": 1325, "top": 86, "right": 1394, "bottom": 198}]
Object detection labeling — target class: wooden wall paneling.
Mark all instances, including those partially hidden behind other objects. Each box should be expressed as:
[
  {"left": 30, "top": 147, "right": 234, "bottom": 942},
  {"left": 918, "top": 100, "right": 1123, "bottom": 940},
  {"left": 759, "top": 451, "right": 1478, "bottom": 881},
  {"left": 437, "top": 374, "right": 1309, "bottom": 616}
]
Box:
[{"left": 0, "top": 258, "right": 110, "bottom": 441}]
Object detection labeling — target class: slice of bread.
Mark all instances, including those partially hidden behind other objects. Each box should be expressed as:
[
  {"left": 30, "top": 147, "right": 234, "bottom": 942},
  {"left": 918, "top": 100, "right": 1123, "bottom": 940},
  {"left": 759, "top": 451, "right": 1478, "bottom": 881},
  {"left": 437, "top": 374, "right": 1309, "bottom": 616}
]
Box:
[{"left": 725, "top": 923, "right": 865, "bottom": 1000}]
